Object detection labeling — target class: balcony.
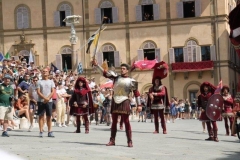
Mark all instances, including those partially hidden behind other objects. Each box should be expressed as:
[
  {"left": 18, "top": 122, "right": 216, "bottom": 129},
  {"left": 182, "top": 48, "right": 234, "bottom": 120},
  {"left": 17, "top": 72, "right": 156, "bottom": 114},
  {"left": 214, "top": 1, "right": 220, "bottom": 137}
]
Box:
[
  {"left": 171, "top": 61, "right": 213, "bottom": 72},
  {"left": 171, "top": 61, "right": 214, "bottom": 79}
]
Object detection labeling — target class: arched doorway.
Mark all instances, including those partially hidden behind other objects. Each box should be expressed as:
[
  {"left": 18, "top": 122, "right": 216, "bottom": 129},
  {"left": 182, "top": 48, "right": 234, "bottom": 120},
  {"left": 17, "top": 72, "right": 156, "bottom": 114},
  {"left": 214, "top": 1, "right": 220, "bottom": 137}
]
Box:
[
  {"left": 61, "top": 47, "right": 72, "bottom": 70},
  {"left": 19, "top": 50, "right": 30, "bottom": 63}
]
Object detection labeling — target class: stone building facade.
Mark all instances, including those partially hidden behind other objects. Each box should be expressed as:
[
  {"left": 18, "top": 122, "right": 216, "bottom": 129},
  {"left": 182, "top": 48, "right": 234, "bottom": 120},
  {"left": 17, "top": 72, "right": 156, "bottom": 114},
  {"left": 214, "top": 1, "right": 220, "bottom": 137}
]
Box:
[{"left": 0, "top": 0, "right": 239, "bottom": 102}]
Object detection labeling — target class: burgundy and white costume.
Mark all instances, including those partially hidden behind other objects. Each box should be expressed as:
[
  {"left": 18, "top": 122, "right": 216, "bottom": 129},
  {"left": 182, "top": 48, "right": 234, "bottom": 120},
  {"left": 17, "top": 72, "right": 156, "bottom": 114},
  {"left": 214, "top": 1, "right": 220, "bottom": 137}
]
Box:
[
  {"left": 69, "top": 77, "right": 94, "bottom": 133},
  {"left": 221, "top": 85, "right": 235, "bottom": 136},
  {"left": 198, "top": 82, "right": 219, "bottom": 142},
  {"left": 147, "top": 77, "right": 169, "bottom": 134}
]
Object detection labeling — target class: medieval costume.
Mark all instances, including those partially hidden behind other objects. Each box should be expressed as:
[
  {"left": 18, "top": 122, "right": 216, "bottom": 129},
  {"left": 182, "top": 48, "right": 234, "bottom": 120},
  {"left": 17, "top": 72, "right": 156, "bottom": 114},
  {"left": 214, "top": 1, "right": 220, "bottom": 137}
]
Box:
[
  {"left": 94, "top": 63, "right": 141, "bottom": 147},
  {"left": 221, "top": 85, "right": 236, "bottom": 136},
  {"left": 197, "top": 82, "right": 219, "bottom": 142},
  {"left": 147, "top": 61, "right": 169, "bottom": 134},
  {"left": 69, "top": 77, "right": 94, "bottom": 134},
  {"left": 147, "top": 77, "right": 169, "bottom": 134}
]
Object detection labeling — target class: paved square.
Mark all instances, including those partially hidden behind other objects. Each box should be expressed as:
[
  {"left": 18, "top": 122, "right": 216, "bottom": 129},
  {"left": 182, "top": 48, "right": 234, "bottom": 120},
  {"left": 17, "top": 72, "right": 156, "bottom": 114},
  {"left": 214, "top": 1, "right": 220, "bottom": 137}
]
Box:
[{"left": 0, "top": 119, "right": 239, "bottom": 160}]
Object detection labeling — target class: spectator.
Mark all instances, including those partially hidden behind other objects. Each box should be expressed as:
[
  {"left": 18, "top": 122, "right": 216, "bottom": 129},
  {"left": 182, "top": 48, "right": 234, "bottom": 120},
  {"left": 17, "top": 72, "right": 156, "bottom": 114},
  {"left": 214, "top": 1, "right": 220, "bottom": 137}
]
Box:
[
  {"left": 36, "top": 68, "right": 55, "bottom": 138},
  {"left": 56, "top": 81, "right": 69, "bottom": 127},
  {"left": 0, "top": 74, "right": 14, "bottom": 137},
  {"left": 28, "top": 76, "right": 39, "bottom": 131}
]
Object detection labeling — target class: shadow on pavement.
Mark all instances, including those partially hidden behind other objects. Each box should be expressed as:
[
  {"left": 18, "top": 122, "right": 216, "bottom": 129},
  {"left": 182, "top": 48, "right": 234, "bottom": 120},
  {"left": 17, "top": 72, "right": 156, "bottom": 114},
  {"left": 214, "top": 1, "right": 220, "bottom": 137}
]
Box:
[
  {"left": 216, "top": 151, "right": 240, "bottom": 160},
  {"left": 166, "top": 136, "right": 203, "bottom": 141},
  {"left": 62, "top": 141, "right": 126, "bottom": 147},
  {"left": 10, "top": 134, "right": 39, "bottom": 138},
  {"left": 171, "top": 130, "right": 226, "bottom": 136}
]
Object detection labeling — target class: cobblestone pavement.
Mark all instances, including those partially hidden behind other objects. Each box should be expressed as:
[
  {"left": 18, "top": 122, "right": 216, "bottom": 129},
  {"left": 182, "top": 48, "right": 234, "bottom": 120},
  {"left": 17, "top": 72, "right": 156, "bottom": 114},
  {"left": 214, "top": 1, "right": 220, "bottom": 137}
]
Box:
[{"left": 0, "top": 119, "right": 240, "bottom": 160}]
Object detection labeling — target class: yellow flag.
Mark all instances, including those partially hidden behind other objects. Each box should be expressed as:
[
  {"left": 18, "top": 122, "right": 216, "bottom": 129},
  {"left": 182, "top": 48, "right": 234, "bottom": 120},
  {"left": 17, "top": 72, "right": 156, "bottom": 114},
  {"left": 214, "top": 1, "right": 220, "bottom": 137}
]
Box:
[{"left": 93, "top": 33, "right": 100, "bottom": 47}]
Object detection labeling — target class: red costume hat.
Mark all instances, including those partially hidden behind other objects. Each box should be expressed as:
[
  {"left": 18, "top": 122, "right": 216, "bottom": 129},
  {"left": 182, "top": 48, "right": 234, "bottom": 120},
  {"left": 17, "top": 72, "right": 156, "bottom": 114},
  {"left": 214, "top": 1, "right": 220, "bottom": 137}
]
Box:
[
  {"left": 221, "top": 85, "right": 230, "bottom": 93},
  {"left": 74, "top": 77, "right": 94, "bottom": 114},
  {"left": 152, "top": 61, "right": 169, "bottom": 82},
  {"left": 200, "top": 82, "right": 216, "bottom": 95}
]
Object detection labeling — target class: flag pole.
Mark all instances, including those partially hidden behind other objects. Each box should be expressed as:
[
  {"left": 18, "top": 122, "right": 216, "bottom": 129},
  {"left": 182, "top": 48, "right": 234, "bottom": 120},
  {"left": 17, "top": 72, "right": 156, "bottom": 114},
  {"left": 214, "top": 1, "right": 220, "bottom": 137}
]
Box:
[{"left": 92, "top": 17, "right": 107, "bottom": 60}]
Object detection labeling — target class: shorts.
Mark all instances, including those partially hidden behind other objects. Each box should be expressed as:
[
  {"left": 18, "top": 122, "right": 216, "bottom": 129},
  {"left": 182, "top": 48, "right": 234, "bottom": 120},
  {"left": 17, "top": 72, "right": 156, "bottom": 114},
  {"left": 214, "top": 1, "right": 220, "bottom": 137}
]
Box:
[
  {"left": 0, "top": 106, "right": 13, "bottom": 120},
  {"left": 131, "top": 105, "right": 136, "bottom": 109},
  {"left": 37, "top": 102, "right": 53, "bottom": 117},
  {"left": 52, "top": 99, "right": 56, "bottom": 110},
  {"left": 29, "top": 101, "right": 37, "bottom": 110}
]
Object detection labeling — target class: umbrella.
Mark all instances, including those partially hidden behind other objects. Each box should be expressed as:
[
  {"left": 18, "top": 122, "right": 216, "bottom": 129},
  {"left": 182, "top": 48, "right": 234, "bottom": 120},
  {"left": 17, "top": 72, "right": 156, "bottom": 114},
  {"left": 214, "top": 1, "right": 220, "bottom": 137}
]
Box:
[{"left": 100, "top": 81, "right": 113, "bottom": 89}]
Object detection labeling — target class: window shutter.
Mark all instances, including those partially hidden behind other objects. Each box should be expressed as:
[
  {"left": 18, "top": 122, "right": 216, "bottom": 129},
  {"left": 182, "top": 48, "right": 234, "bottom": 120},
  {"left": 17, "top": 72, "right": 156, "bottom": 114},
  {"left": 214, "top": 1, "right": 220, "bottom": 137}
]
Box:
[
  {"left": 169, "top": 48, "right": 175, "bottom": 64},
  {"left": 95, "top": 8, "right": 102, "bottom": 24},
  {"left": 196, "top": 46, "right": 202, "bottom": 62},
  {"left": 187, "top": 46, "right": 193, "bottom": 62},
  {"left": 112, "top": 7, "right": 118, "bottom": 23},
  {"left": 23, "top": 9, "right": 29, "bottom": 29},
  {"left": 136, "top": 5, "right": 142, "bottom": 21},
  {"left": 195, "top": 0, "right": 202, "bottom": 17},
  {"left": 210, "top": 45, "right": 216, "bottom": 61},
  {"left": 183, "top": 47, "right": 188, "bottom": 62},
  {"left": 56, "top": 54, "right": 62, "bottom": 70},
  {"left": 17, "top": 9, "right": 23, "bottom": 29},
  {"left": 97, "top": 52, "right": 103, "bottom": 65},
  {"left": 54, "top": 11, "right": 60, "bottom": 27},
  {"left": 114, "top": 51, "right": 120, "bottom": 67},
  {"left": 137, "top": 49, "right": 144, "bottom": 60},
  {"left": 155, "top": 48, "right": 161, "bottom": 62},
  {"left": 192, "top": 46, "right": 196, "bottom": 62},
  {"left": 65, "top": 6, "right": 72, "bottom": 26},
  {"left": 153, "top": 4, "right": 160, "bottom": 20},
  {"left": 177, "top": 2, "right": 183, "bottom": 18}
]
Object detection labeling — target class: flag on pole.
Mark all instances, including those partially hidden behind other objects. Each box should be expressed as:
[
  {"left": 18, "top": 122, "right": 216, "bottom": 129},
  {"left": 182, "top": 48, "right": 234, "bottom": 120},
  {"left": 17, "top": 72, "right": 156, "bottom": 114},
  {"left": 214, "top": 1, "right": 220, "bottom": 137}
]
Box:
[
  {"left": 28, "top": 50, "right": 34, "bottom": 65},
  {"left": 5, "top": 52, "right": 10, "bottom": 59},
  {"left": 85, "top": 26, "right": 106, "bottom": 54},
  {"left": 77, "top": 62, "right": 83, "bottom": 74},
  {"left": 64, "top": 61, "right": 68, "bottom": 73},
  {"left": 0, "top": 52, "right": 4, "bottom": 62},
  {"left": 51, "top": 63, "right": 58, "bottom": 72},
  {"left": 214, "top": 79, "right": 223, "bottom": 94}
]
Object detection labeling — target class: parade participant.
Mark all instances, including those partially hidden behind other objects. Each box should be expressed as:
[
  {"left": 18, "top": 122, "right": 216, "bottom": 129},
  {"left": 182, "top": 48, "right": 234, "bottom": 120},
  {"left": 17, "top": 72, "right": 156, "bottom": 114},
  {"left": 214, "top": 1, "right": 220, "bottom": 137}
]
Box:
[
  {"left": 37, "top": 68, "right": 55, "bottom": 138},
  {"left": 147, "top": 76, "right": 169, "bottom": 134},
  {"left": 197, "top": 82, "right": 219, "bottom": 142},
  {"left": 0, "top": 74, "right": 14, "bottom": 137},
  {"left": 221, "top": 85, "right": 236, "bottom": 136},
  {"left": 69, "top": 77, "right": 94, "bottom": 134},
  {"left": 92, "top": 59, "right": 142, "bottom": 147}
]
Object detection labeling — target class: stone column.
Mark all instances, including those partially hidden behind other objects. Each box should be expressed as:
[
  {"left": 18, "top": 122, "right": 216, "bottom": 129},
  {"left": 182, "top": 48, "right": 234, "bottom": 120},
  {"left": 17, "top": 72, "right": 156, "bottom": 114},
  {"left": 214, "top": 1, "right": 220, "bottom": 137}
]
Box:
[{"left": 70, "top": 24, "right": 78, "bottom": 72}]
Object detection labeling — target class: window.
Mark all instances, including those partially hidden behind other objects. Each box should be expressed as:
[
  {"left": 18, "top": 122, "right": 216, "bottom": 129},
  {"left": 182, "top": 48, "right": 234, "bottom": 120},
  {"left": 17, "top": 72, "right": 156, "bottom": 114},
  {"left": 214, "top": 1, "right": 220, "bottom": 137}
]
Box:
[
  {"left": 54, "top": 3, "right": 72, "bottom": 27},
  {"left": 174, "top": 48, "right": 184, "bottom": 62},
  {"left": 142, "top": 5, "right": 153, "bottom": 21},
  {"left": 95, "top": 1, "right": 118, "bottom": 24},
  {"left": 97, "top": 45, "right": 120, "bottom": 67},
  {"left": 183, "top": 1, "right": 195, "bottom": 18},
  {"left": 138, "top": 41, "right": 161, "bottom": 62},
  {"left": 16, "top": 6, "right": 30, "bottom": 29},
  {"left": 103, "top": 52, "right": 114, "bottom": 67},
  {"left": 143, "top": 49, "right": 155, "bottom": 60},
  {"left": 136, "top": 0, "right": 159, "bottom": 21},
  {"left": 201, "top": 46, "right": 210, "bottom": 61},
  {"left": 102, "top": 8, "right": 112, "bottom": 24},
  {"left": 177, "top": 0, "right": 201, "bottom": 18}
]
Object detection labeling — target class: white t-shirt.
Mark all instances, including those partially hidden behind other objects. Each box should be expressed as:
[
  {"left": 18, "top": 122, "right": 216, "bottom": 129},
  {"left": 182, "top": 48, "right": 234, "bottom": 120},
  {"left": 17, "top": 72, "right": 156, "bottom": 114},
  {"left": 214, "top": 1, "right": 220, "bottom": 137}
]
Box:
[{"left": 56, "top": 87, "right": 66, "bottom": 102}]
